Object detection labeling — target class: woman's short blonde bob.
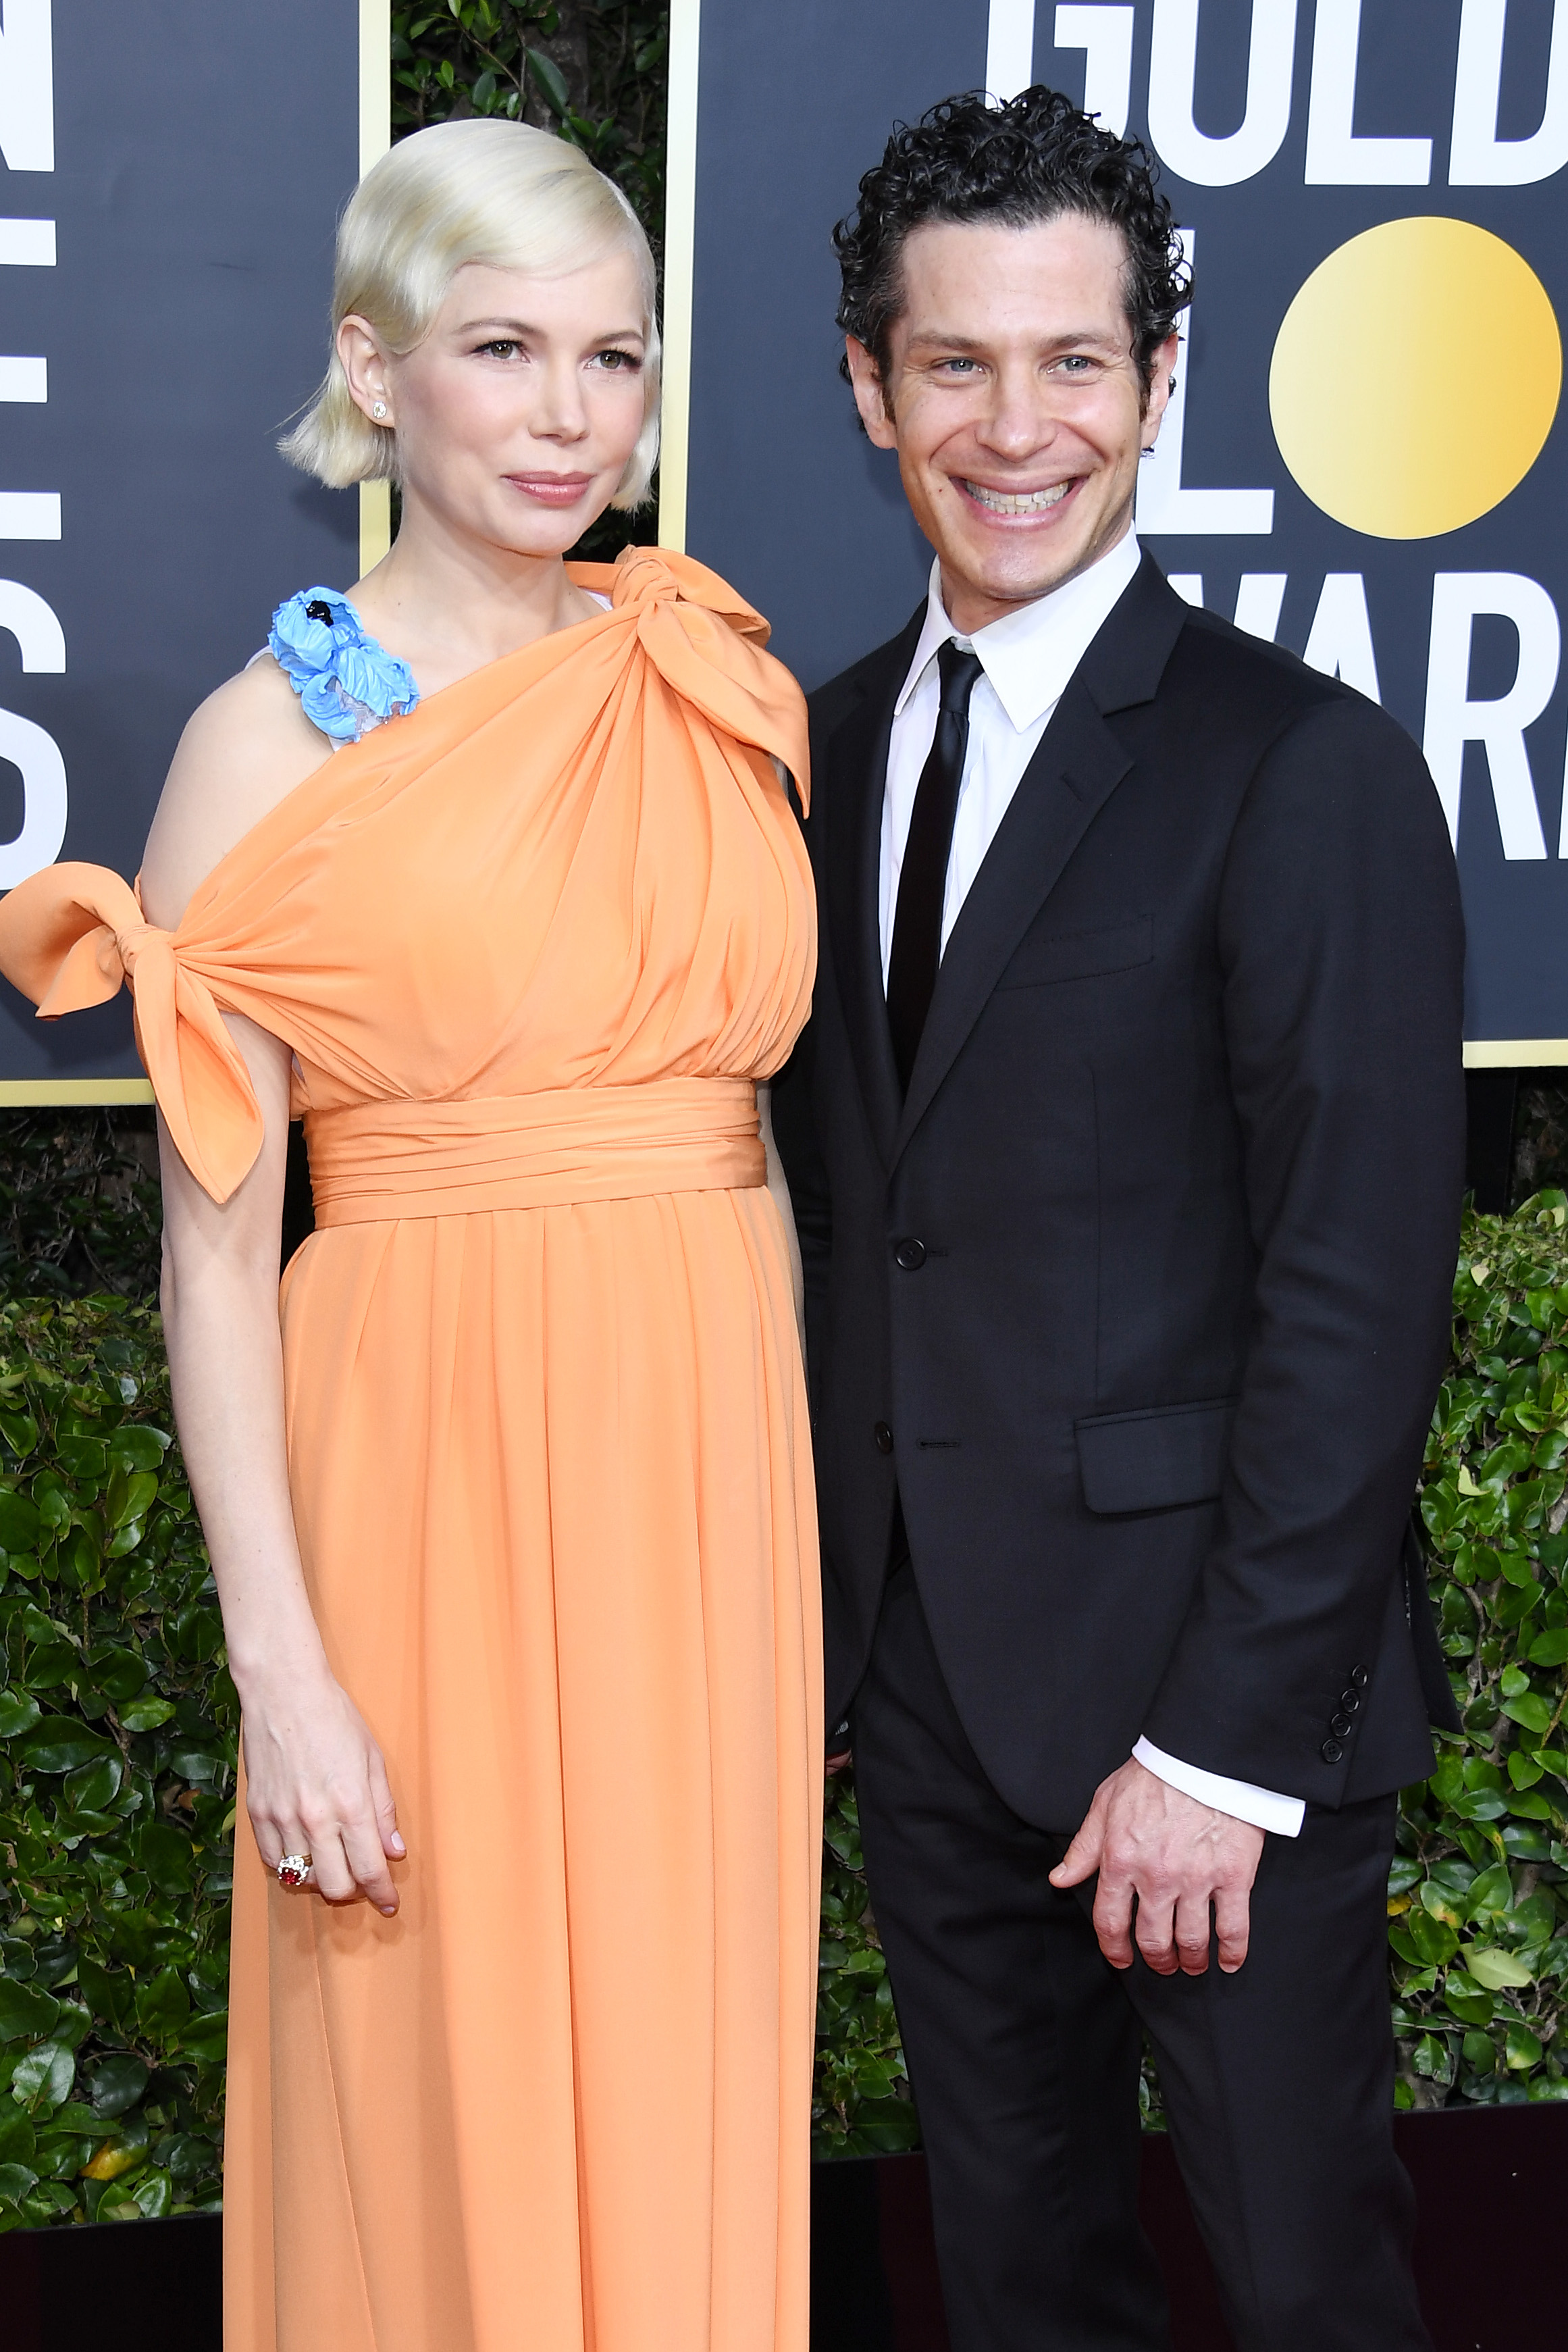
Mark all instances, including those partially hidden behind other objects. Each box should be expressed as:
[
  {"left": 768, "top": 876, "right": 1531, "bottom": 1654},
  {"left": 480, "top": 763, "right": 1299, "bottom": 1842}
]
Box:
[{"left": 281, "top": 119, "right": 660, "bottom": 511}]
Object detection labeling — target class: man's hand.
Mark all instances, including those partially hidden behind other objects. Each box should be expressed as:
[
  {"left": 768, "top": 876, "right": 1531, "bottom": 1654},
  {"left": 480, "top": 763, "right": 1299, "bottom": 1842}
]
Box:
[{"left": 1049, "top": 1758, "right": 1265, "bottom": 1976}]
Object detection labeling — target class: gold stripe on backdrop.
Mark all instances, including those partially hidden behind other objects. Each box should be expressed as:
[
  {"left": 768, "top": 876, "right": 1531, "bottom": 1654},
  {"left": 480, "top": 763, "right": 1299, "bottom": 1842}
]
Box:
[
  {"left": 657, "top": 0, "right": 701, "bottom": 554},
  {"left": 359, "top": 0, "right": 393, "bottom": 577},
  {"left": 1464, "top": 1042, "right": 1568, "bottom": 1068},
  {"left": 0, "top": 1079, "right": 155, "bottom": 1105}
]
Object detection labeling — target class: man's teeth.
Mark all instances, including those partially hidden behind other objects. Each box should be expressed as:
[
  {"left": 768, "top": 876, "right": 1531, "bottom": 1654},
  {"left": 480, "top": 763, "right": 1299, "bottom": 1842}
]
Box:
[{"left": 963, "top": 480, "right": 1072, "bottom": 514}]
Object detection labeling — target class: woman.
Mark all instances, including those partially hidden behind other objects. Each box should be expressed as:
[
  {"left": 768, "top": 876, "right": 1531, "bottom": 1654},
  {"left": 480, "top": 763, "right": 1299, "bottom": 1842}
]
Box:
[{"left": 0, "top": 121, "right": 821, "bottom": 2352}]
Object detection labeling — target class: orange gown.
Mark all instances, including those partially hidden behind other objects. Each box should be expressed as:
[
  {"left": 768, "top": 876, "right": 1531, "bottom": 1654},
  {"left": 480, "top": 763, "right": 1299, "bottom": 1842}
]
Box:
[{"left": 0, "top": 548, "right": 822, "bottom": 2352}]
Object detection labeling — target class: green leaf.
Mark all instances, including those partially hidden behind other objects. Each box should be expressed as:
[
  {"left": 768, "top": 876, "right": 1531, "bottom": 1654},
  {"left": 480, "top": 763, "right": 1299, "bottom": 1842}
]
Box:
[
  {"left": 0, "top": 1979, "right": 59, "bottom": 2044},
  {"left": 86, "top": 2054, "right": 148, "bottom": 2119},
  {"left": 1502, "top": 1693, "right": 1554, "bottom": 1734},
  {"left": 1529, "top": 1627, "right": 1568, "bottom": 1665},
  {"left": 0, "top": 1409, "right": 38, "bottom": 1456},
  {"left": 62, "top": 1752, "right": 122, "bottom": 1813},
  {"left": 18, "top": 1719, "right": 114, "bottom": 1774},
  {"left": 115, "top": 1693, "right": 174, "bottom": 1733},
  {"left": 134, "top": 1820, "right": 194, "bottom": 1895},
  {"left": 1504, "top": 2020, "right": 1544, "bottom": 2069},
  {"left": 9, "top": 2041, "right": 73, "bottom": 2115},
  {"left": 0, "top": 1489, "right": 40, "bottom": 1550},
  {"left": 106, "top": 1427, "right": 168, "bottom": 1473},
  {"left": 0, "top": 1685, "right": 40, "bottom": 1736},
  {"left": 525, "top": 46, "right": 570, "bottom": 112},
  {"left": 130, "top": 2166, "right": 172, "bottom": 2219},
  {"left": 1467, "top": 1944, "right": 1536, "bottom": 1989},
  {"left": 88, "top": 1648, "right": 148, "bottom": 1706},
  {"left": 0, "top": 2161, "right": 39, "bottom": 2204},
  {"left": 54, "top": 1436, "right": 106, "bottom": 1481},
  {"left": 134, "top": 1966, "right": 190, "bottom": 2039}
]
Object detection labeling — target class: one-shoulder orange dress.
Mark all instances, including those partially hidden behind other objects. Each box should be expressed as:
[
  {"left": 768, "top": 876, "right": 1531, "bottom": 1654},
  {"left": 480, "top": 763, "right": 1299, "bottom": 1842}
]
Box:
[{"left": 0, "top": 549, "right": 822, "bottom": 2352}]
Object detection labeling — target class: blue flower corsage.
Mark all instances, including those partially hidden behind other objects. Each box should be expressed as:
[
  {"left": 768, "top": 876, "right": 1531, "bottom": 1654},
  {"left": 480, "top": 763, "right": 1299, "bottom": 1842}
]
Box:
[{"left": 267, "top": 586, "right": 419, "bottom": 746}]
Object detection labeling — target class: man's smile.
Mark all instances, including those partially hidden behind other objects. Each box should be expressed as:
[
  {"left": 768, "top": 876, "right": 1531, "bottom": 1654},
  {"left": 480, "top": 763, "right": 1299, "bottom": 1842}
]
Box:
[{"left": 956, "top": 476, "right": 1080, "bottom": 518}]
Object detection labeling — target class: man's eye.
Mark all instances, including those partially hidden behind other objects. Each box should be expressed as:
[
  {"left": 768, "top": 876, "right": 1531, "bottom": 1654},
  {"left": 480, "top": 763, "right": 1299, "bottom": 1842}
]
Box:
[
  {"left": 1055, "top": 355, "right": 1095, "bottom": 374},
  {"left": 939, "top": 358, "right": 979, "bottom": 375}
]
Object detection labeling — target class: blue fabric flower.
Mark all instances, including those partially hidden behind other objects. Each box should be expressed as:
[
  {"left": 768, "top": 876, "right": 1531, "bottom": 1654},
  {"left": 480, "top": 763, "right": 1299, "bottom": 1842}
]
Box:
[{"left": 267, "top": 587, "right": 419, "bottom": 746}]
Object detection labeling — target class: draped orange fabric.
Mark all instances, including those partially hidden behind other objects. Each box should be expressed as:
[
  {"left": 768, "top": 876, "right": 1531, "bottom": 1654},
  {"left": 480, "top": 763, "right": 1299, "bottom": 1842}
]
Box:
[{"left": 0, "top": 548, "right": 823, "bottom": 2352}]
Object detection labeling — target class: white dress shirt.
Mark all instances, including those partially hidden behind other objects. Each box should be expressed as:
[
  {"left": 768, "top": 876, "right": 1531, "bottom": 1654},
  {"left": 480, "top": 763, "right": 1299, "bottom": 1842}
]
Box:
[{"left": 881, "top": 530, "right": 1303, "bottom": 1840}]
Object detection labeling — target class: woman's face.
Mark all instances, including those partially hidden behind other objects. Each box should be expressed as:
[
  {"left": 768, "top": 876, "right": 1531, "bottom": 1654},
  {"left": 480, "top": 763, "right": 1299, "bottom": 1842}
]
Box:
[{"left": 348, "top": 251, "right": 650, "bottom": 556}]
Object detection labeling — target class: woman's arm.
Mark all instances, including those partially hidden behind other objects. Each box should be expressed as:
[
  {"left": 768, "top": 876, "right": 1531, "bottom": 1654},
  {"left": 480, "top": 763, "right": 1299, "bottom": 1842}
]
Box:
[{"left": 142, "top": 665, "right": 402, "bottom": 1911}]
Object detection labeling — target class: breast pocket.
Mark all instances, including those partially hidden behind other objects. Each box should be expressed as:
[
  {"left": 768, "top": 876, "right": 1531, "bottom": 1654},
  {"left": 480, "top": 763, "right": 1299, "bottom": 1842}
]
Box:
[
  {"left": 1075, "top": 1396, "right": 1238, "bottom": 1516},
  {"left": 995, "top": 914, "right": 1153, "bottom": 990}
]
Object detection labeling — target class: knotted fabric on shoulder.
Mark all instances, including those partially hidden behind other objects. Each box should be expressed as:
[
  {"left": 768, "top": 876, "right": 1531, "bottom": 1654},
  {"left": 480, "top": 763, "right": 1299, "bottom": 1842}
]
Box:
[
  {"left": 0, "top": 860, "right": 264, "bottom": 1202},
  {"left": 0, "top": 546, "right": 812, "bottom": 1214}
]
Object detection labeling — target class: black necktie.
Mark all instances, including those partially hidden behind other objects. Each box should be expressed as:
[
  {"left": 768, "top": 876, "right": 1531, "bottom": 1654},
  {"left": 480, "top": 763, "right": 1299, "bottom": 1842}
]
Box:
[{"left": 886, "top": 640, "right": 985, "bottom": 1092}]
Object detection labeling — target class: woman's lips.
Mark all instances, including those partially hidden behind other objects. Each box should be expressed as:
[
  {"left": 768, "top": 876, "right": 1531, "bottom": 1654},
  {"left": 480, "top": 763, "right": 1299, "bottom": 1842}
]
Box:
[{"left": 506, "top": 473, "right": 594, "bottom": 507}]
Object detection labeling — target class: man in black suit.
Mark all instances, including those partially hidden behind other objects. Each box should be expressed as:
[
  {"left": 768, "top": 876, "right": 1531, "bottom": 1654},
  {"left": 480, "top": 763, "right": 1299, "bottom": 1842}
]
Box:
[{"left": 773, "top": 88, "right": 1465, "bottom": 2352}]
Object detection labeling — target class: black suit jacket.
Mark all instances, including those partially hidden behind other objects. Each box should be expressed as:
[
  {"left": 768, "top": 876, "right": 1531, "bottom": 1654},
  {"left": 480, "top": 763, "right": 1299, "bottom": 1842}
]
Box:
[{"left": 773, "top": 553, "right": 1466, "bottom": 1831}]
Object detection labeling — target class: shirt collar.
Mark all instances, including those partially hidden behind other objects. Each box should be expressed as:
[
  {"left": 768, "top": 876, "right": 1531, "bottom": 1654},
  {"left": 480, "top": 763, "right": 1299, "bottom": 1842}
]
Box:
[{"left": 894, "top": 529, "right": 1144, "bottom": 733}]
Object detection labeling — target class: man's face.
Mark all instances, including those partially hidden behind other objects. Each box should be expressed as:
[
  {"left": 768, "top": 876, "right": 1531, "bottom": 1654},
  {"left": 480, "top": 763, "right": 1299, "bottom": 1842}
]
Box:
[{"left": 847, "top": 213, "right": 1176, "bottom": 634}]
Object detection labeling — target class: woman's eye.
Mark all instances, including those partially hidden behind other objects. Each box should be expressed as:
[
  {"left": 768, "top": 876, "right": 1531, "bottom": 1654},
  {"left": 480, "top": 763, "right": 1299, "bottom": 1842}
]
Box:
[
  {"left": 477, "top": 339, "right": 520, "bottom": 359},
  {"left": 594, "top": 349, "right": 642, "bottom": 372}
]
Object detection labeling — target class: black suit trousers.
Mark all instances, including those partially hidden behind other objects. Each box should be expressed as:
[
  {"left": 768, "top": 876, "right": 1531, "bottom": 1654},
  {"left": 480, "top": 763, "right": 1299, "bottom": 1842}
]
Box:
[{"left": 852, "top": 1558, "right": 1432, "bottom": 2352}]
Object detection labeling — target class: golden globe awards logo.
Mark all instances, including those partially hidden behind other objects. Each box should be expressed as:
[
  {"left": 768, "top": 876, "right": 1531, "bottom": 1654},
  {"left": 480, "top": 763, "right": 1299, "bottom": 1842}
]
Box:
[{"left": 972, "top": 0, "right": 1568, "bottom": 1045}]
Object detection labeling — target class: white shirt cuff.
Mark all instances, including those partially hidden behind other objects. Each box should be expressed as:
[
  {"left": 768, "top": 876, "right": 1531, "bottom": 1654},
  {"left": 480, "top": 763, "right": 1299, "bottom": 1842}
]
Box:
[{"left": 1132, "top": 1737, "right": 1305, "bottom": 1838}]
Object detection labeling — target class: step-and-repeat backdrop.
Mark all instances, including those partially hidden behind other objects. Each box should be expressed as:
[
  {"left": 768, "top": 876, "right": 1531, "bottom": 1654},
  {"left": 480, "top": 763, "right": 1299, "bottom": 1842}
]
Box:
[
  {"left": 0, "top": 0, "right": 362, "bottom": 1094},
  {"left": 671, "top": 0, "right": 1568, "bottom": 1058}
]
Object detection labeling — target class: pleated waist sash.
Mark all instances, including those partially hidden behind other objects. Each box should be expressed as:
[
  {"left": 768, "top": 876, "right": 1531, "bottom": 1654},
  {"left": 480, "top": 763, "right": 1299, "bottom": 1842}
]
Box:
[{"left": 305, "top": 1077, "right": 765, "bottom": 1226}]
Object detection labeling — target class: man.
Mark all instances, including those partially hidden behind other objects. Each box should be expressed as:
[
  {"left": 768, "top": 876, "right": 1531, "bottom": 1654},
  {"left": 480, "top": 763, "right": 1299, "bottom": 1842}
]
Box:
[{"left": 773, "top": 87, "right": 1465, "bottom": 2352}]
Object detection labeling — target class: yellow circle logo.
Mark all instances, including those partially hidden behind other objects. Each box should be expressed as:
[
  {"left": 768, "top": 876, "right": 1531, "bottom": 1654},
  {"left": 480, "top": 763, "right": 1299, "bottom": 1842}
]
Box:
[{"left": 1268, "top": 217, "right": 1561, "bottom": 540}]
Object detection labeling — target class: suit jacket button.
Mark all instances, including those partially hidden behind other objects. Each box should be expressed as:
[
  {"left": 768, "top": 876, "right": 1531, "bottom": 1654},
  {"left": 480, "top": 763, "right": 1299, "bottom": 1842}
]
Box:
[
  {"left": 1322, "top": 1738, "right": 1344, "bottom": 1764},
  {"left": 1339, "top": 1688, "right": 1361, "bottom": 1712},
  {"left": 874, "top": 1421, "right": 894, "bottom": 1454},
  {"left": 1330, "top": 1711, "right": 1354, "bottom": 1738},
  {"left": 1350, "top": 1665, "right": 1369, "bottom": 1689},
  {"left": 894, "top": 1237, "right": 926, "bottom": 1271}
]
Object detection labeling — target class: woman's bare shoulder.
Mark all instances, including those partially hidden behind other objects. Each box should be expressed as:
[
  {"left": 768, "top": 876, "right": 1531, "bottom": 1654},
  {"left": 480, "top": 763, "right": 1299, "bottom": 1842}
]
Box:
[{"left": 140, "top": 656, "right": 332, "bottom": 930}]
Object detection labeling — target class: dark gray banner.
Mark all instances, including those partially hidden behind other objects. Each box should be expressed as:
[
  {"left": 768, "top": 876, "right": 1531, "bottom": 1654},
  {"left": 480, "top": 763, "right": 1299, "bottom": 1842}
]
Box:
[
  {"left": 0, "top": 0, "right": 359, "bottom": 1088},
  {"left": 683, "top": 0, "right": 1568, "bottom": 1055}
]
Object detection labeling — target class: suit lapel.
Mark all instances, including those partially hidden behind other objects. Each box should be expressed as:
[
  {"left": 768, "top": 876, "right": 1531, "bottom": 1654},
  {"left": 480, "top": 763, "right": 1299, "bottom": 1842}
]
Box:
[
  {"left": 822, "top": 615, "right": 922, "bottom": 1166},
  {"left": 892, "top": 555, "right": 1188, "bottom": 1166}
]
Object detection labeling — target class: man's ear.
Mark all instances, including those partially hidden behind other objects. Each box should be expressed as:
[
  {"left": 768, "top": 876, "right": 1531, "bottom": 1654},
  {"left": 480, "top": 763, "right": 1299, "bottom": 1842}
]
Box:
[
  {"left": 1139, "top": 331, "right": 1180, "bottom": 453},
  {"left": 845, "top": 336, "right": 898, "bottom": 451}
]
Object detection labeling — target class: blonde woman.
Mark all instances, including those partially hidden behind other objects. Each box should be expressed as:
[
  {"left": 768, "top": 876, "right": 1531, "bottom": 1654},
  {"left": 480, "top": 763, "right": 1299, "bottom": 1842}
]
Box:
[{"left": 0, "top": 122, "right": 820, "bottom": 2352}]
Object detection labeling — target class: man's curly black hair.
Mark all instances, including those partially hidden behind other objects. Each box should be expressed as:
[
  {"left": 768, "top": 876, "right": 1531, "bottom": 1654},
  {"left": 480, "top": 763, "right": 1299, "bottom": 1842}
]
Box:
[{"left": 834, "top": 86, "right": 1191, "bottom": 407}]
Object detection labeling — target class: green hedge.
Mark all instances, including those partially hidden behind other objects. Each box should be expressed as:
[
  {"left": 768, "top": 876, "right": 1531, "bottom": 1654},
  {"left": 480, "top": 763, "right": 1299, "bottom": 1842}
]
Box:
[
  {"left": 6, "top": 1218, "right": 1568, "bottom": 2217},
  {"left": 0, "top": 1299, "right": 233, "bottom": 2229}
]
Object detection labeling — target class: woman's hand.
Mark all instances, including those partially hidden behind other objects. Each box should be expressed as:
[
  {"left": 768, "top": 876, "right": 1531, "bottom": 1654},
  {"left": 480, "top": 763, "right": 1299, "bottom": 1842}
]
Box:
[{"left": 242, "top": 1659, "right": 405, "bottom": 1914}]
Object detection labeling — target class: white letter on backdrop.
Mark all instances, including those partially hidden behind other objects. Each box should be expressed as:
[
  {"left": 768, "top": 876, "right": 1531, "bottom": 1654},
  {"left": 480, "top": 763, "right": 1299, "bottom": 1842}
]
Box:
[
  {"left": 0, "top": 707, "right": 65, "bottom": 885},
  {"left": 1305, "top": 0, "right": 1432, "bottom": 182},
  {"left": 1054, "top": 6, "right": 1136, "bottom": 134},
  {"left": 1147, "top": 0, "right": 1298, "bottom": 186},
  {"left": 0, "top": 0, "right": 53, "bottom": 174},
  {"left": 0, "top": 580, "right": 63, "bottom": 671},
  {"left": 1451, "top": 0, "right": 1568, "bottom": 185},
  {"left": 1135, "top": 232, "right": 1275, "bottom": 534},
  {"left": 1423, "top": 574, "right": 1558, "bottom": 858},
  {"left": 986, "top": 0, "right": 1037, "bottom": 99},
  {"left": 1302, "top": 574, "right": 1381, "bottom": 701},
  {"left": 1233, "top": 575, "right": 1288, "bottom": 640}
]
